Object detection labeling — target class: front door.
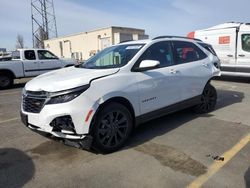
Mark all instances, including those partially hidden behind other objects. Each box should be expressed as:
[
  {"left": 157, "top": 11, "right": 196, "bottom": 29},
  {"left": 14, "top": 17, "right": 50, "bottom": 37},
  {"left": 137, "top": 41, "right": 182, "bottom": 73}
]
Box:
[
  {"left": 236, "top": 33, "right": 250, "bottom": 73},
  {"left": 134, "top": 41, "right": 181, "bottom": 115},
  {"left": 37, "top": 50, "right": 62, "bottom": 74}
]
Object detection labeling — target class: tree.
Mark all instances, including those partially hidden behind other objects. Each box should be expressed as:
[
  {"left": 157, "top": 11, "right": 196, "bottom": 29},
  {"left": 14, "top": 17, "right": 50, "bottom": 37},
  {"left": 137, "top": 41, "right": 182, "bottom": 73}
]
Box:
[{"left": 16, "top": 34, "right": 24, "bottom": 49}]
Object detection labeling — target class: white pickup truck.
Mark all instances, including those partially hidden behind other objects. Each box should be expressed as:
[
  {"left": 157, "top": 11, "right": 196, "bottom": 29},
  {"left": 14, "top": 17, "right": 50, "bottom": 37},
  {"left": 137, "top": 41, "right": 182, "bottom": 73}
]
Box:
[{"left": 0, "top": 49, "right": 76, "bottom": 89}]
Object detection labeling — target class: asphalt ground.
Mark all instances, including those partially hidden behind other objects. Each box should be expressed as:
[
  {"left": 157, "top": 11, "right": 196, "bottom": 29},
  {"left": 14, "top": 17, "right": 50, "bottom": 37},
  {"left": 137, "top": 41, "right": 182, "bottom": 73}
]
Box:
[{"left": 0, "top": 77, "right": 249, "bottom": 188}]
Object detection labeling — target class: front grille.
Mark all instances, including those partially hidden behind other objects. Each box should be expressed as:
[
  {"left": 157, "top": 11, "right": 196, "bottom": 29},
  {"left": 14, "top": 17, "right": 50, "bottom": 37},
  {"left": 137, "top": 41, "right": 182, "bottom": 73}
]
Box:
[{"left": 22, "top": 92, "right": 47, "bottom": 113}]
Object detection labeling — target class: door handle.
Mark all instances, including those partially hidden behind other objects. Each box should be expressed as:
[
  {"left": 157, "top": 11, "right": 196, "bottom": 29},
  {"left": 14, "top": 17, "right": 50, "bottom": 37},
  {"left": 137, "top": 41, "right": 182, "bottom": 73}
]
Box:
[
  {"left": 238, "top": 54, "right": 245, "bottom": 57},
  {"left": 227, "top": 55, "right": 233, "bottom": 57},
  {"left": 33, "top": 62, "right": 38, "bottom": 64},
  {"left": 202, "top": 63, "right": 209, "bottom": 67},
  {"left": 170, "top": 69, "right": 178, "bottom": 74},
  {"left": 40, "top": 61, "right": 44, "bottom": 63}
]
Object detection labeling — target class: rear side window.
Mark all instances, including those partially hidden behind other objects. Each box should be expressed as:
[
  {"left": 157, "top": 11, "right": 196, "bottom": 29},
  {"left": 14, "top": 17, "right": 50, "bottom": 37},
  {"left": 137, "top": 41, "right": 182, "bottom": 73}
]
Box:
[
  {"left": 138, "top": 41, "right": 174, "bottom": 68},
  {"left": 242, "top": 34, "right": 250, "bottom": 52},
  {"left": 24, "top": 50, "right": 36, "bottom": 60},
  {"left": 198, "top": 42, "right": 217, "bottom": 56},
  {"left": 173, "top": 41, "right": 207, "bottom": 64},
  {"left": 12, "top": 51, "right": 21, "bottom": 59}
]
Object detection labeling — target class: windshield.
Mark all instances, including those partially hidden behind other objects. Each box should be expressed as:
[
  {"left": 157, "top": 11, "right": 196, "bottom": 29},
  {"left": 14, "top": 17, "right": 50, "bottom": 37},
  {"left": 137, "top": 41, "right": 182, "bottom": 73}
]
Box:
[{"left": 80, "top": 44, "right": 144, "bottom": 69}]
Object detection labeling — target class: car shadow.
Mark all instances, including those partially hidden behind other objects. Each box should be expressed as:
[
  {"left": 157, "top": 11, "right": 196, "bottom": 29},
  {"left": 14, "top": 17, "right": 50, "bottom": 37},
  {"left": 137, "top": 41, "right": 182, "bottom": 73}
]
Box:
[
  {"left": 0, "top": 148, "right": 35, "bottom": 187},
  {"left": 126, "top": 89, "right": 244, "bottom": 149},
  {"left": 245, "top": 167, "right": 250, "bottom": 188}
]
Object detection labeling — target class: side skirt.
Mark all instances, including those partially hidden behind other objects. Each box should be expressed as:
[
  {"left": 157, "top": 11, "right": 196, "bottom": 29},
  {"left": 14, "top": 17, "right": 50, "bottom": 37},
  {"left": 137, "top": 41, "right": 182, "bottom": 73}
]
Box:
[{"left": 135, "top": 95, "right": 201, "bottom": 126}]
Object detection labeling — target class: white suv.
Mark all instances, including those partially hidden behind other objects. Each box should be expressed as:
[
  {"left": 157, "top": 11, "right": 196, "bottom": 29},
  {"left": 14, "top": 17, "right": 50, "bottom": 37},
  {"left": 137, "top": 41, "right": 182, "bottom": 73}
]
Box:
[{"left": 21, "top": 36, "right": 220, "bottom": 153}]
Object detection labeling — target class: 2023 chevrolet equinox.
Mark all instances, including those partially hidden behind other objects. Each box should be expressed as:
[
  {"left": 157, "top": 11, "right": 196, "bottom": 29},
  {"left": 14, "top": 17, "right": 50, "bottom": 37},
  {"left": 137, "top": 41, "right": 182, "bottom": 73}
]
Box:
[{"left": 21, "top": 36, "right": 220, "bottom": 153}]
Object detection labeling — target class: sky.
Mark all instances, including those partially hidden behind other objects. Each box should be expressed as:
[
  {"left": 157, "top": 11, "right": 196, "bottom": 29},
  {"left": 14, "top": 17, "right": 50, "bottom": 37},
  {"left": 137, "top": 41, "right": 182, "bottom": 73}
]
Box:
[{"left": 0, "top": 0, "right": 249, "bottom": 50}]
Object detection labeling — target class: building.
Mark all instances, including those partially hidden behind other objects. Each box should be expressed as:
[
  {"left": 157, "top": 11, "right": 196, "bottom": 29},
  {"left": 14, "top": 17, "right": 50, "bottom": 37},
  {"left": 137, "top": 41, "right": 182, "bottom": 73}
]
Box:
[{"left": 44, "top": 26, "right": 148, "bottom": 61}]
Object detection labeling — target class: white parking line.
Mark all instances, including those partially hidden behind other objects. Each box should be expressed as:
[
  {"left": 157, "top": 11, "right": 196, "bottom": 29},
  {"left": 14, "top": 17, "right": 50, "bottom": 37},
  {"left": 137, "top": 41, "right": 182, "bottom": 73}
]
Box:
[{"left": 0, "top": 117, "right": 20, "bottom": 124}]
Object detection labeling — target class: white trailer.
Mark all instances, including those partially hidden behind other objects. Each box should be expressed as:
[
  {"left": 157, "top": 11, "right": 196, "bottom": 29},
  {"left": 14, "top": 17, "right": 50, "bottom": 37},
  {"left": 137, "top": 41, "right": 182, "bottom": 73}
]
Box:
[{"left": 188, "top": 22, "right": 250, "bottom": 77}]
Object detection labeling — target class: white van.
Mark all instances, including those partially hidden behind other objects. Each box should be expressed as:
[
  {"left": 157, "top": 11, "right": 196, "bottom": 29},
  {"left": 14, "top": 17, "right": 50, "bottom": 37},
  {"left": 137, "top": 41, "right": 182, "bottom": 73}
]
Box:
[{"left": 188, "top": 22, "right": 250, "bottom": 77}]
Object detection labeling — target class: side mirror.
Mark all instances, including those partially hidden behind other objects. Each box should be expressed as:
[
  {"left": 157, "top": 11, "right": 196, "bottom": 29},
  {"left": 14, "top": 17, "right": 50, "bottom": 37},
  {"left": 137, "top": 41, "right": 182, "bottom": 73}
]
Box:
[{"left": 135, "top": 60, "right": 160, "bottom": 71}]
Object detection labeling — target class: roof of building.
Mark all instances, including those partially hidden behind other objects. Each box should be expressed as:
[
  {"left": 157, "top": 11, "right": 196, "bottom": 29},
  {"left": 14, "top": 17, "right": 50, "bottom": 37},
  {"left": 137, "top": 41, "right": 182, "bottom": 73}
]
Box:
[{"left": 44, "top": 26, "right": 146, "bottom": 42}]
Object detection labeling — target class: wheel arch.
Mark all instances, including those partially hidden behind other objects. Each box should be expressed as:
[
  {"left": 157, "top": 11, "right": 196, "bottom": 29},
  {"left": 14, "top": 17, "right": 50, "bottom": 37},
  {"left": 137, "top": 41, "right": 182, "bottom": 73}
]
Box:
[
  {"left": 202, "top": 77, "right": 214, "bottom": 91},
  {"left": 0, "top": 69, "right": 16, "bottom": 79},
  {"left": 89, "top": 96, "right": 136, "bottom": 133}
]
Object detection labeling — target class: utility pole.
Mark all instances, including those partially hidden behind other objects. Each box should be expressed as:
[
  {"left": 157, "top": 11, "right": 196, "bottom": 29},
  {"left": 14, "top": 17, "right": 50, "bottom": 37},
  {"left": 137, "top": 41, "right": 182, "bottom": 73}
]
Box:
[{"left": 31, "top": 0, "right": 58, "bottom": 48}]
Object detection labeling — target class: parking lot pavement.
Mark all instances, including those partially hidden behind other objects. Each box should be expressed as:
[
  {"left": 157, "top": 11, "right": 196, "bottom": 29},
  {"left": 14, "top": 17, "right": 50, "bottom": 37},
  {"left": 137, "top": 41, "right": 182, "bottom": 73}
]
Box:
[{"left": 0, "top": 78, "right": 249, "bottom": 188}]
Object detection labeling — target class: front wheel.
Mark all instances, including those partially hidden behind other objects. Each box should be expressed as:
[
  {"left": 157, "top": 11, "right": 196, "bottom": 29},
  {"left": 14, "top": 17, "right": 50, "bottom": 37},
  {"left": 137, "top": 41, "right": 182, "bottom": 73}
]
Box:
[
  {"left": 194, "top": 84, "right": 217, "bottom": 113},
  {"left": 91, "top": 102, "right": 133, "bottom": 153}
]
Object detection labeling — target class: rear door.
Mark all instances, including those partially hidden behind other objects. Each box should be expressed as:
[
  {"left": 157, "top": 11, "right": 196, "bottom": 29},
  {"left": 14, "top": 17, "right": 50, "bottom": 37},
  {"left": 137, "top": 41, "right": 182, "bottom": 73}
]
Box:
[
  {"left": 172, "top": 41, "right": 212, "bottom": 100},
  {"left": 134, "top": 41, "right": 182, "bottom": 114},
  {"left": 37, "top": 50, "right": 62, "bottom": 74},
  {"left": 22, "top": 50, "right": 40, "bottom": 77},
  {"left": 236, "top": 33, "right": 250, "bottom": 73}
]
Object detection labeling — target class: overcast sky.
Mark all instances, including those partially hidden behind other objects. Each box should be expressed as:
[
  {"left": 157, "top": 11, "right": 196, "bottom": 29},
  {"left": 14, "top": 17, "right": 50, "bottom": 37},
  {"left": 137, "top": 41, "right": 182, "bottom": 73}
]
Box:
[{"left": 1, "top": 0, "right": 249, "bottom": 50}]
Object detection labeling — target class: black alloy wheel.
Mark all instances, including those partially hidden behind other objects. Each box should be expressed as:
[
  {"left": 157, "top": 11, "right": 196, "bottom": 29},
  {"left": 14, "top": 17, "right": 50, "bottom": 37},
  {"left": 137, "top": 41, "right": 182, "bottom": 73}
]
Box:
[
  {"left": 194, "top": 84, "right": 217, "bottom": 113},
  {"left": 92, "top": 102, "right": 133, "bottom": 153}
]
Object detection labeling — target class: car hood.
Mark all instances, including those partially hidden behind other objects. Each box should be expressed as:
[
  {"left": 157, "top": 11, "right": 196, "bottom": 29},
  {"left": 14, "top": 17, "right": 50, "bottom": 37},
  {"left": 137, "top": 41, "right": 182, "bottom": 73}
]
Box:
[{"left": 25, "top": 66, "right": 119, "bottom": 92}]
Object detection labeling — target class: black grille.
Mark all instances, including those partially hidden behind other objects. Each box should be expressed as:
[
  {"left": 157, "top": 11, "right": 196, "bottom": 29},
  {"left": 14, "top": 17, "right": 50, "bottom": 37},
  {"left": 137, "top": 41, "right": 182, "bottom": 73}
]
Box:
[{"left": 22, "top": 96, "right": 46, "bottom": 113}]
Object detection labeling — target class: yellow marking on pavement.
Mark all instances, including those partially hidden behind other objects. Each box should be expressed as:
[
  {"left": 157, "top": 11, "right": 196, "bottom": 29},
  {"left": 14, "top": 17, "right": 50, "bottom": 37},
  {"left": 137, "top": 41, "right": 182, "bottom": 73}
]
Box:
[
  {"left": 0, "top": 117, "right": 20, "bottom": 124},
  {"left": 187, "top": 133, "right": 250, "bottom": 188},
  {"left": 0, "top": 91, "right": 21, "bottom": 96}
]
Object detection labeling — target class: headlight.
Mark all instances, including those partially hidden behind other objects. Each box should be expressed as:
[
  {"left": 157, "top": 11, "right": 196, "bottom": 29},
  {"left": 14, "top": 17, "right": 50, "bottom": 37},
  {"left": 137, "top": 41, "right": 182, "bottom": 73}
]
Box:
[{"left": 47, "top": 85, "right": 89, "bottom": 104}]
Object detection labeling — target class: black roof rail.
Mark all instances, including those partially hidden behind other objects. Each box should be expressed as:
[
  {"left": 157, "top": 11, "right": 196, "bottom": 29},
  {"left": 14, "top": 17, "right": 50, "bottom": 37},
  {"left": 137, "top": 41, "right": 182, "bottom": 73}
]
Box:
[{"left": 153, "top": 36, "right": 202, "bottom": 42}]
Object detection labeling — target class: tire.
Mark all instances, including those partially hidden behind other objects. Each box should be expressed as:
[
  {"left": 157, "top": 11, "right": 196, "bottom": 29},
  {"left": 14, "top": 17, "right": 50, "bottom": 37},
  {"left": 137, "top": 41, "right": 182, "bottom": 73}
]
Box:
[
  {"left": 193, "top": 84, "right": 217, "bottom": 113},
  {"left": 91, "top": 102, "right": 133, "bottom": 153},
  {"left": 0, "top": 73, "right": 13, "bottom": 89}
]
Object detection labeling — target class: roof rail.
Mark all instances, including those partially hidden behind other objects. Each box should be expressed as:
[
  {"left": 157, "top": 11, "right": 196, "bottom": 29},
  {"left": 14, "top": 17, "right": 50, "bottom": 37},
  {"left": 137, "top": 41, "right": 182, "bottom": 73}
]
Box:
[{"left": 153, "top": 36, "right": 202, "bottom": 42}]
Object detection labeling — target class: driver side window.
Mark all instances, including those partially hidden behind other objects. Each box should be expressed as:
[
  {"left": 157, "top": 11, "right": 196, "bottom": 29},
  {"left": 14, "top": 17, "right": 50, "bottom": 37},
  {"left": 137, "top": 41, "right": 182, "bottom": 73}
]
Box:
[
  {"left": 38, "top": 50, "right": 58, "bottom": 60},
  {"left": 242, "top": 34, "right": 250, "bottom": 52},
  {"left": 138, "top": 41, "right": 174, "bottom": 68}
]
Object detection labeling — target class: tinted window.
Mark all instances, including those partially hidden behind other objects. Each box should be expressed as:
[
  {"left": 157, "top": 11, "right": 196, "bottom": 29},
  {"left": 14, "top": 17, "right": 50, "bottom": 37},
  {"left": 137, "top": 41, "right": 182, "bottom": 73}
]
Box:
[
  {"left": 38, "top": 50, "right": 58, "bottom": 60},
  {"left": 173, "top": 41, "right": 207, "bottom": 64},
  {"left": 198, "top": 42, "right": 217, "bottom": 56},
  {"left": 138, "top": 41, "right": 174, "bottom": 68},
  {"left": 24, "top": 50, "right": 36, "bottom": 60},
  {"left": 242, "top": 34, "right": 250, "bottom": 52}
]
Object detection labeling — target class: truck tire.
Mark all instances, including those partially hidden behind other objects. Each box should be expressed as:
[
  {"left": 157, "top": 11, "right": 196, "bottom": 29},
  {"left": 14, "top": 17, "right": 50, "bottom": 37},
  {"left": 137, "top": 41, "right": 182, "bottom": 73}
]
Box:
[
  {"left": 0, "top": 73, "right": 13, "bottom": 89},
  {"left": 91, "top": 102, "right": 133, "bottom": 153}
]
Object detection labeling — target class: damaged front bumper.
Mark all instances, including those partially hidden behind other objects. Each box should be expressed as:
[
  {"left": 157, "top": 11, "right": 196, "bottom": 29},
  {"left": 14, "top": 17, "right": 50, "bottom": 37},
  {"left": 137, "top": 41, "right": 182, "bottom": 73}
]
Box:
[{"left": 21, "top": 112, "right": 93, "bottom": 150}]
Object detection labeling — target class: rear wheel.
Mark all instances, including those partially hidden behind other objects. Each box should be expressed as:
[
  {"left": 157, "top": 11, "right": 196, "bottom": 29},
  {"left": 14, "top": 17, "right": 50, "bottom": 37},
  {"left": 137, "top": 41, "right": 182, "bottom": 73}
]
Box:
[
  {"left": 0, "top": 73, "right": 13, "bottom": 89},
  {"left": 194, "top": 84, "right": 217, "bottom": 113},
  {"left": 91, "top": 102, "right": 133, "bottom": 153}
]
